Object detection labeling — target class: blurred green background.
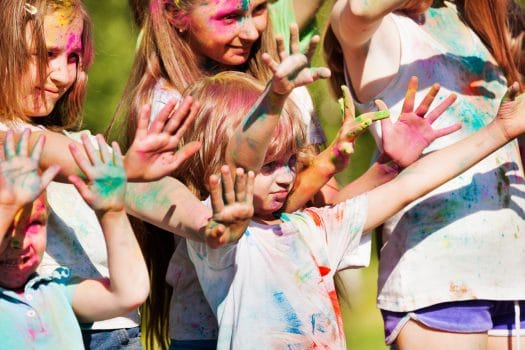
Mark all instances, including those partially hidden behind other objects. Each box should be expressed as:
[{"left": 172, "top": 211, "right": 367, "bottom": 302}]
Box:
[{"left": 83, "top": 0, "right": 384, "bottom": 349}]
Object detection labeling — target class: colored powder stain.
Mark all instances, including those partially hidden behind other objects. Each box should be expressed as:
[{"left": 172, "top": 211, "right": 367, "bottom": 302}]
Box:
[
  {"left": 318, "top": 266, "right": 330, "bottom": 277},
  {"left": 309, "top": 211, "right": 322, "bottom": 227},
  {"left": 310, "top": 313, "right": 326, "bottom": 335},
  {"left": 272, "top": 291, "right": 303, "bottom": 334},
  {"left": 66, "top": 33, "right": 77, "bottom": 50},
  {"left": 94, "top": 175, "right": 124, "bottom": 198},
  {"left": 241, "top": 0, "right": 249, "bottom": 11},
  {"left": 129, "top": 182, "right": 170, "bottom": 211}
]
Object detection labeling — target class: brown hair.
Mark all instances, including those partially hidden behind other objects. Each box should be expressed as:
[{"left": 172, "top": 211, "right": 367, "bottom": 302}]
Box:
[
  {"left": 109, "top": 0, "right": 278, "bottom": 148},
  {"left": 112, "top": 2, "right": 280, "bottom": 348},
  {"left": 323, "top": 0, "right": 525, "bottom": 98},
  {"left": 174, "top": 71, "right": 310, "bottom": 199},
  {"left": 0, "top": 0, "right": 93, "bottom": 130}
]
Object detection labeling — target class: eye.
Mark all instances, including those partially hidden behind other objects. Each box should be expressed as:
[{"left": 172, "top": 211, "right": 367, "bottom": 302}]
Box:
[
  {"left": 68, "top": 53, "right": 80, "bottom": 64},
  {"left": 287, "top": 155, "right": 297, "bottom": 170},
  {"left": 261, "top": 161, "right": 277, "bottom": 174},
  {"left": 253, "top": 2, "right": 267, "bottom": 16}
]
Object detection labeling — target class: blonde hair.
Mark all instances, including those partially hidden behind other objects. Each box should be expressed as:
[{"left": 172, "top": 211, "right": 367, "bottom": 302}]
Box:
[
  {"left": 174, "top": 71, "right": 311, "bottom": 199},
  {"left": 323, "top": 0, "right": 524, "bottom": 98},
  {"left": 110, "top": 0, "right": 279, "bottom": 148},
  {"left": 0, "top": 0, "right": 93, "bottom": 130}
]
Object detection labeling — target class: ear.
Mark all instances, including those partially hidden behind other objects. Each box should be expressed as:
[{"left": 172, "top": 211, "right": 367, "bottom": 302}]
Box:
[{"left": 164, "top": 2, "right": 189, "bottom": 33}]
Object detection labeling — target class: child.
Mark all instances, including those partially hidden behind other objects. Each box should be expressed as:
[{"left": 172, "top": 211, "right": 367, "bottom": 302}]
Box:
[
  {"left": 0, "top": 129, "right": 149, "bottom": 349},
  {"left": 326, "top": 1, "right": 525, "bottom": 348},
  {"left": 179, "top": 48, "right": 525, "bottom": 348},
  {"left": 0, "top": 1, "right": 237, "bottom": 348}
]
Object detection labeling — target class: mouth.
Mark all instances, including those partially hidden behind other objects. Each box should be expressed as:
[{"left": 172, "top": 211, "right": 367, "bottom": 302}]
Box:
[
  {"left": 0, "top": 252, "right": 37, "bottom": 270},
  {"left": 271, "top": 191, "right": 289, "bottom": 202}
]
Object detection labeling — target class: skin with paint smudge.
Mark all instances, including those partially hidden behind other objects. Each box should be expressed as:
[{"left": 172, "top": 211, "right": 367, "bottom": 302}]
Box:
[
  {"left": 184, "top": 0, "right": 269, "bottom": 67},
  {"left": 0, "top": 196, "right": 47, "bottom": 290},
  {"left": 253, "top": 153, "right": 297, "bottom": 223},
  {"left": 21, "top": 8, "right": 83, "bottom": 117}
]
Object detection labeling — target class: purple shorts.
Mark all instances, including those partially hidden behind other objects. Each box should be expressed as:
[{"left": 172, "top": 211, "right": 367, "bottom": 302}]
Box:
[{"left": 382, "top": 300, "right": 525, "bottom": 345}]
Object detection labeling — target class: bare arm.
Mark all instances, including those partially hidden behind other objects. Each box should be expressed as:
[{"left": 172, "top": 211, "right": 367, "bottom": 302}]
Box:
[
  {"left": 69, "top": 136, "right": 149, "bottom": 322},
  {"left": 292, "top": 0, "right": 325, "bottom": 31},
  {"left": 362, "top": 83, "right": 524, "bottom": 232}
]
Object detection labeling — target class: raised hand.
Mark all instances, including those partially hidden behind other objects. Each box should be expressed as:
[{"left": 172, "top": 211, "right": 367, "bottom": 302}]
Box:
[
  {"left": 124, "top": 96, "right": 201, "bottom": 181},
  {"left": 0, "top": 129, "right": 59, "bottom": 212},
  {"left": 331, "top": 85, "right": 390, "bottom": 170},
  {"left": 68, "top": 134, "right": 127, "bottom": 213},
  {"left": 493, "top": 82, "right": 525, "bottom": 141},
  {"left": 380, "top": 76, "right": 461, "bottom": 168},
  {"left": 205, "top": 166, "right": 254, "bottom": 249},
  {"left": 262, "top": 23, "right": 330, "bottom": 96}
]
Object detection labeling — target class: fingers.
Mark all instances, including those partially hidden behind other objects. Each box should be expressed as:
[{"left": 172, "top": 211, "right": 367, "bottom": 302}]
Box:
[
  {"left": 164, "top": 141, "right": 201, "bottom": 172},
  {"left": 432, "top": 123, "right": 462, "bottom": 139},
  {"left": 262, "top": 52, "right": 280, "bottom": 74},
  {"left": 504, "top": 81, "right": 521, "bottom": 102},
  {"left": 4, "top": 130, "right": 15, "bottom": 160},
  {"left": 304, "top": 35, "right": 320, "bottom": 64},
  {"left": 149, "top": 99, "right": 178, "bottom": 134},
  {"left": 209, "top": 174, "right": 224, "bottom": 215},
  {"left": 414, "top": 83, "right": 440, "bottom": 117},
  {"left": 17, "top": 129, "right": 30, "bottom": 158},
  {"left": 68, "top": 174, "right": 94, "bottom": 203},
  {"left": 96, "top": 134, "right": 111, "bottom": 164},
  {"left": 289, "top": 23, "right": 300, "bottom": 55},
  {"left": 135, "top": 104, "right": 151, "bottom": 140},
  {"left": 111, "top": 142, "right": 124, "bottom": 168},
  {"left": 164, "top": 96, "right": 193, "bottom": 135},
  {"left": 425, "top": 93, "right": 457, "bottom": 124},
  {"left": 234, "top": 168, "right": 246, "bottom": 202},
  {"left": 309, "top": 67, "right": 331, "bottom": 81},
  {"left": 167, "top": 99, "right": 199, "bottom": 143},
  {"left": 69, "top": 142, "right": 93, "bottom": 179},
  {"left": 30, "top": 134, "right": 45, "bottom": 162},
  {"left": 80, "top": 133, "right": 100, "bottom": 166},
  {"left": 275, "top": 34, "right": 287, "bottom": 61},
  {"left": 39, "top": 165, "right": 60, "bottom": 190},
  {"left": 340, "top": 85, "right": 355, "bottom": 121},
  {"left": 220, "top": 165, "right": 235, "bottom": 205},
  {"left": 245, "top": 171, "right": 254, "bottom": 207},
  {"left": 401, "top": 76, "right": 418, "bottom": 113}
]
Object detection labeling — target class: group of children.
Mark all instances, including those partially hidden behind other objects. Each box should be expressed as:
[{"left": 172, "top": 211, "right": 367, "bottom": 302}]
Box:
[{"left": 1, "top": 0, "right": 525, "bottom": 349}]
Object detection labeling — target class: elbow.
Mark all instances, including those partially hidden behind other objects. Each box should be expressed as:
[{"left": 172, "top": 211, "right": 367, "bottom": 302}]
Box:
[
  {"left": 117, "top": 278, "right": 150, "bottom": 314},
  {"left": 347, "top": 1, "right": 383, "bottom": 22}
]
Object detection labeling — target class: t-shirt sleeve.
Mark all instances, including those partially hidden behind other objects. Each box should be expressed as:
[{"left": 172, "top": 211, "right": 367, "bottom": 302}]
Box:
[{"left": 301, "top": 194, "right": 368, "bottom": 270}]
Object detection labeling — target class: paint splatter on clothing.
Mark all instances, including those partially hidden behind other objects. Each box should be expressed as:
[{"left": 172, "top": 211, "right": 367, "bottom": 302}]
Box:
[
  {"left": 187, "top": 195, "right": 367, "bottom": 349},
  {"left": 0, "top": 267, "right": 83, "bottom": 349},
  {"left": 349, "top": 2, "right": 525, "bottom": 312}
]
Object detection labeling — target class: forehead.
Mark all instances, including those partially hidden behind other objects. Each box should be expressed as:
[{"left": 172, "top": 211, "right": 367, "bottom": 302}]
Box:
[{"left": 43, "top": 8, "right": 83, "bottom": 50}]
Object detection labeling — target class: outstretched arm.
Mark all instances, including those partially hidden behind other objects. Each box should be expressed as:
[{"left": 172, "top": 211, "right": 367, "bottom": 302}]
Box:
[
  {"left": 0, "top": 98, "right": 199, "bottom": 183},
  {"left": 293, "top": 0, "right": 325, "bottom": 31},
  {"left": 70, "top": 136, "right": 149, "bottom": 322},
  {"left": 226, "top": 29, "right": 330, "bottom": 172},
  {"left": 362, "top": 83, "right": 524, "bottom": 232}
]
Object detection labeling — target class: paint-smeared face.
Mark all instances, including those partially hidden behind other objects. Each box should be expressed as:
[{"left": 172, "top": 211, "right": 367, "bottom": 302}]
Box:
[
  {"left": 22, "top": 8, "right": 83, "bottom": 117},
  {"left": 253, "top": 153, "right": 297, "bottom": 221},
  {"left": 0, "top": 196, "right": 47, "bottom": 290},
  {"left": 185, "top": 0, "right": 268, "bottom": 67}
]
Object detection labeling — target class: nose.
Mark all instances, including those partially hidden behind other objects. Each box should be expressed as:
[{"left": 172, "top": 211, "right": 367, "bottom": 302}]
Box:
[
  {"left": 239, "top": 18, "right": 259, "bottom": 42},
  {"left": 48, "top": 55, "right": 72, "bottom": 87},
  {"left": 275, "top": 165, "right": 295, "bottom": 186}
]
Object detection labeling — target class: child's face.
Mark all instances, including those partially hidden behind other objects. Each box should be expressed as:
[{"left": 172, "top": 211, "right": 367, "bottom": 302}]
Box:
[
  {"left": 184, "top": 0, "right": 268, "bottom": 67},
  {"left": 253, "top": 153, "right": 297, "bottom": 221},
  {"left": 22, "top": 8, "right": 84, "bottom": 117},
  {"left": 0, "top": 196, "right": 47, "bottom": 290}
]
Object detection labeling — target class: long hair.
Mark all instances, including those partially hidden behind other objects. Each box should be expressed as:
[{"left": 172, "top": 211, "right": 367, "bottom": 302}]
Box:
[
  {"left": 109, "top": 0, "right": 278, "bottom": 148},
  {"left": 0, "top": 0, "right": 93, "bottom": 129},
  {"left": 174, "top": 71, "right": 310, "bottom": 199},
  {"left": 323, "top": 0, "right": 525, "bottom": 98}
]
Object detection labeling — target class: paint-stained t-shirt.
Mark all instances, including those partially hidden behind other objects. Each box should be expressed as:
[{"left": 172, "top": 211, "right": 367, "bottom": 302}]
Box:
[
  {"left": 187, "top": 195, "right": 367, "bottom": 349},
  {"left": 0, "top": 267, "right": 83, "bottom": 349},
  {"left": 350, "top": 2, "right": 525, "bottom": 311}
]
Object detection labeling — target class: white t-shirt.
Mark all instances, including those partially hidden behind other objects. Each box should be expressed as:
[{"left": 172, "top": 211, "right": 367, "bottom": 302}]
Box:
[
  {"left": 187, "top": 195, "right": 368, "bottom": 349},
  {"left": 350, "top": 2, "right": 525, "bottom": 311}
]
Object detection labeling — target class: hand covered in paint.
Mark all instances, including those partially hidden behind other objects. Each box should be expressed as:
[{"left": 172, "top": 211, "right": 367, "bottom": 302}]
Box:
[
  {"left": 68, "top": 134, "right": 127, "bottom": 213},
  {"left": 380, "top": 76, "right": 461, "bottom": 168},
  {"left": 205, "top": 166, "right": 254, "bottom": 249},
  {"left": 124, "top": 96, "right": 201, "bottom": 181},
  {"left": 492, "top": 82, "right": 525, "bottom": 141},
  {"left": 330, "top": 85, "right": 390, "bottom": 171},
  {"left": 0, "top": 129, "right": 59, "bottom": 212},
  {"left": 262, "top": 23, "right": 331, "bottom": 96}
]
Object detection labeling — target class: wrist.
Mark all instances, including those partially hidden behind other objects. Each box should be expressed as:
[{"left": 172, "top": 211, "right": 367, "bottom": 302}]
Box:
[
  {"left": 376, "top": 153, "right": 401, "bottom": 176},
  {"left": 96, "top": 207, "right": 127, "bottom": 221}
]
